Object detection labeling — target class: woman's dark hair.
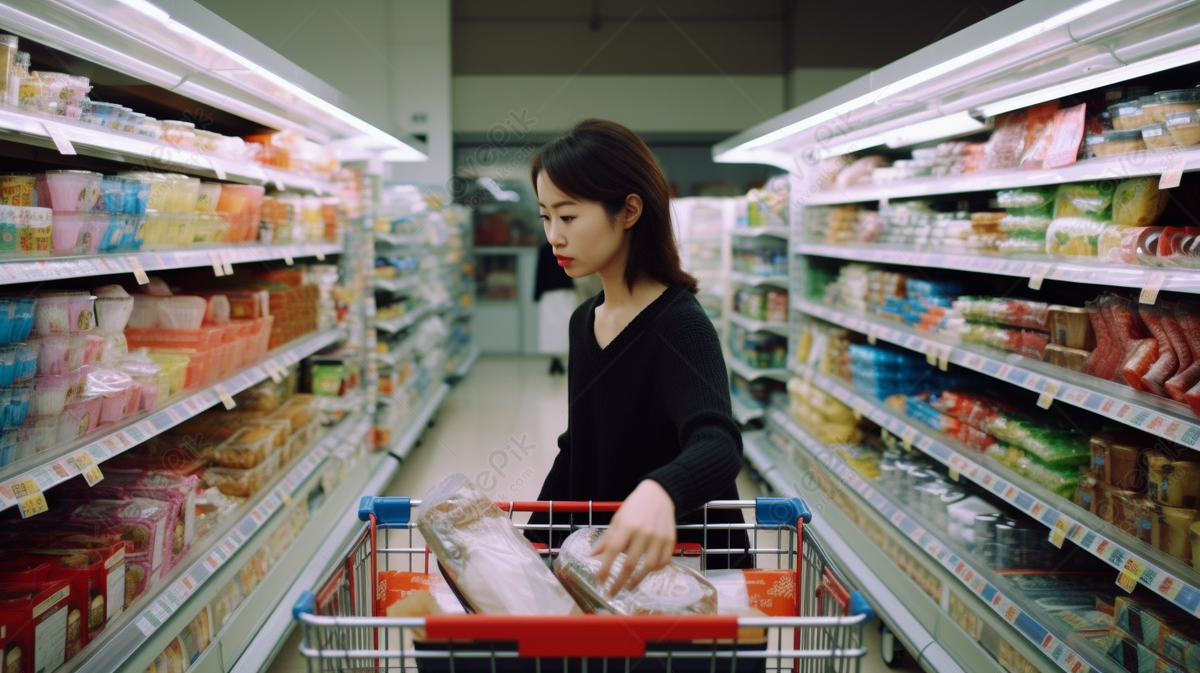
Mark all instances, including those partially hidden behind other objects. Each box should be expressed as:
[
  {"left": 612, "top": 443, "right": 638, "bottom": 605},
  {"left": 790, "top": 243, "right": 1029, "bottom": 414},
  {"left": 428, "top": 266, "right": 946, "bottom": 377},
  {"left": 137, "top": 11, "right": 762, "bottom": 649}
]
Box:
[{"left": 530, "top": 118, "right": 698, "bottom": 294}]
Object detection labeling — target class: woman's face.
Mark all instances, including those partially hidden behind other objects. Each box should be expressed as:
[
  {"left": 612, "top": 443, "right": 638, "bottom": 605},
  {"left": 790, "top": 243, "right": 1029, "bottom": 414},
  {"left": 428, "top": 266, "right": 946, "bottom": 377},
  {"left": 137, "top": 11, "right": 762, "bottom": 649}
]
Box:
[{"left": 537, "top": 171, "right": 627, "bottom": 279}]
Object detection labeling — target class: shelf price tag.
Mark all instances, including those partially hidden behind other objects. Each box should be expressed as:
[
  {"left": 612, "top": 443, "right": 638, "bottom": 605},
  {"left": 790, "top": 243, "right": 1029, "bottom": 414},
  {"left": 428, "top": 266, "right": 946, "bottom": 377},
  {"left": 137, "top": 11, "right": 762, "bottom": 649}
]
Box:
[
  {"left": 1049, "top": 517, "right": 1070, "bottom": 548},
  {"left": 1141, "top": 272, "right": 1167, "bottom": 305},
  {"left": 284, "top": 254, "right": 294, "bottom": 266},
  {"left": 1117, "top": 570, "right": 1140, "bottom": 593},
  {"left": 44, "top": 124, "right": 76, "bottom": 155},
  {"left": 315, "top": 250, "right": 326, "bottom": 261},
  {"left": 1028, "top": 263, "right": 1052, "bottom": 291},
  {"left": 937, "top": 344, "right": 952, "bottom": 372},
  {"left": 1037, "top": 380, "right": 1061, "bottom": 410},
  {"left": 82, "top": 464, "right": 104, "bottom": 487},
  {"left": 924, "top": 344, "right": 938, "bottom": 367},
  {"left": 215, "top": 385, "right": 236, "bottom": 410},
  {"left": 126, "top": 257, "right": 149, "bottom": 285},
  {"left": 900, "top": 426, "right": 918, "bottom": 451},
  {"left": 1160, "top": 155, "right": 1187, "bottom": 190},
  {"left": 221, "top": 252, "right": 234, "bottom": 277},
  {"left": 18, "top": 492, "right": 48, "bottom": 518},
  {"left": 266, "top": 361, "right": 284, "bottom": 383},
  {"left": 210, "top": 251, "right": 226, "bottom": 277}
]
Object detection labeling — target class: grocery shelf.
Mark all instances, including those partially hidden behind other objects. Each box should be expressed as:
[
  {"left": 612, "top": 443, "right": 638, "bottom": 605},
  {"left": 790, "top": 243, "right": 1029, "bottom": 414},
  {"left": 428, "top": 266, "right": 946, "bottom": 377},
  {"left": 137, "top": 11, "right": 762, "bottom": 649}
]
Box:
[
  {"left": 225, "top": 450, "right": 400, "bottom": 673},
  {"left": 762, "top": 413, "right": 1110, "bottom": 673},
  {"left": 731, "top": 226, "right": 790, "bottom": 239},
  {"left": 374, "top": 305, "right": 431, "bottom": 334},
  {"left": 728, "top": 311, "right": 789, "bottom": 335},
  {"left": 731, "top": 396, "right": 764, "bottom": 425},
  {"left": 260, "top": 168, "right": 334, "bottom": 195},
  {"left": 727, "top": 355, "right": 789, "bottom": 383},
  {"left": 388, "top": 383, "right": 451, "bottom": 462},
  {"left": 741, "top": 431, "right": 987, "bottom": 673},
  {"left": 0, "top": 242, "right": 342, "bottom": 287},
  {"left": 790, "top": 360, "right": 1200, "bottom": 619},
  {"left": 71, "top": 412, "right": 370, "bottom": 673},
  {"left": 800, "top": 146, "right": 1200, "bottom": 206},
  {"left": 794, "top": 297, "right": 1200, "bottom": 451},
  {"left": 796, "top": 243, "right": 1200, "bottom": 296},
  {"left": 448, "top": 344, "right": 481, "bottom": 381},
  {"left": 312, "top": 391, "right": 367, "bottom": 416},
  {"left": 730, "top": 272, "right": 789, "bottom": 288},
  {"left": 0, "top": 326, "right": 347, "bottom": 511},
  {"left": 373, "top": 231, "right": 414, "bottom": 247},
  {"left": 373, "top": 275, "right": 420, "bottom": 294}
]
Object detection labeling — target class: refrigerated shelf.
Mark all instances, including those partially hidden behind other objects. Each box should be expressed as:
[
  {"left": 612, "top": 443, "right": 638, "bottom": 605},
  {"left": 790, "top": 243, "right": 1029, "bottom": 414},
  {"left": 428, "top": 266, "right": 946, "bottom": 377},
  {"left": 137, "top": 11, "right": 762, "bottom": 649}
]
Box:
[
  {"left": 790, "top": 360, "right": 1200, "bottom": 618},
  {"left": 728, "top": 311, "right": 789, "bottom": 335},
  {"left": 796, "top": 243, "right": 1200, "bottom": 296},
  {"left": 70, "top": 412, "right": 370, "bottom": 673},
  {"left": 727, "top": 355, "right": 789, "bottom": 383},
  {"left": 763, "top": 412, "right": 1112, "bottom": 673},
  {"left": 373, "top": 276, "right": 421, "bottom": 294},
  {"left": 0, "top": 243, "right": 342, "bottom": 288},
  {"left": 387, "top": 383, "right": 451, "bottom": 462},
  {"left": 730, "top": 272, "right": 789, "bottom": 288},
  {"left": 0, "top": 326, "right": 347, "bottom": 511},
  {"left": 794, "top": 297, "right": 1200, "bottom": 451}
]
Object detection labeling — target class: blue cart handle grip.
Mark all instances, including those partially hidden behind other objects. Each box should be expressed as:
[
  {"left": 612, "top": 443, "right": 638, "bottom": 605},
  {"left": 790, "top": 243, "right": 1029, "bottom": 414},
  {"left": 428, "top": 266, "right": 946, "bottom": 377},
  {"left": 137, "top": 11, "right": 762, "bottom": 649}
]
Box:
[
  {"left": 292, "top": 590, "right": 317, "bottom": 620},
  {"left": 755, "top": 497, "right": 812, "bottom": 526},
  {"left": 358, "top": 496, "right": 412, "bottom": 525},
  {"left": 848, "top": 592, "right": 874, "bottom": 622}
]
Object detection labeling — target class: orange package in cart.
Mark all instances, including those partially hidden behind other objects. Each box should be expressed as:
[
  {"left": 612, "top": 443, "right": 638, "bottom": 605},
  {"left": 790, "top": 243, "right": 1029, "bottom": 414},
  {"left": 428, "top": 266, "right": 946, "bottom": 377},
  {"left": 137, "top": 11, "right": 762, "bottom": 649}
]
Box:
[{"left": 708, "top": 569, "right": 797, "bottom": 617}]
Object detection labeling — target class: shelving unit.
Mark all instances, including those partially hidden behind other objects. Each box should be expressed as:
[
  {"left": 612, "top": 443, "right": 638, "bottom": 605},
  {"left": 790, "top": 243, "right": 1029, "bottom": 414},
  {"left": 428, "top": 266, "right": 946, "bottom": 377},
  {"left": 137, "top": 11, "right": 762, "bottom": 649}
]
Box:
[
  {"left": 795, "top": 297, "right": 1200, "bottom": 449},
  {"left": 0, "top": 327, "right": 346, "bottom": 510},
  {"left": 731, "top": 396, "right": 764, "bottom": 425},
  {"left": 790, "top": 360, "right": 1200, "bottom": 619},
  {"left": 727, "top": 356, "right": 789, "bottom": 383},
  {"left": 753, "top": 416, "right": 1109, "bottom": 673},
  {"left": 731, "top": 226, "right": 790, "bottom": 238},
  {"left": 729, "top": 271, "right": 789, "bottom": 288},
  {"left": 713, "top": 2, "right": 1200, "bottom": 670},
  {"left": 727, "top": 311, "right": 789, "bottom": 336},
  {"left": 72, "top": 414, "right": 372, "bottom": 673},
  {"left": 796, "top": 243, "right": 1200, "bottom": 295},
  {"left": 387, "top": 383, "right": 451, "bottom": 462}
]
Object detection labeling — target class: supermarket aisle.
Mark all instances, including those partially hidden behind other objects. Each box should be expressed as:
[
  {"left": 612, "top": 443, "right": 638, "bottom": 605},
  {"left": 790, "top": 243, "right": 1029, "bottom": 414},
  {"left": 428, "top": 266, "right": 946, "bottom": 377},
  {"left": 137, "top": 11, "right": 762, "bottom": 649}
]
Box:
[{"left": 268, "top": 356, "right": 912, "bottom": 673}]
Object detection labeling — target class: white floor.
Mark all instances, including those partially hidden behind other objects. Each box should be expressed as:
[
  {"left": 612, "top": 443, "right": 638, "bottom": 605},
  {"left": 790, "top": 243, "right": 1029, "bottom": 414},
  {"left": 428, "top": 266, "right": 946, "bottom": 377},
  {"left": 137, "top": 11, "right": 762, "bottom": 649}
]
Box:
[{"left": 266, "top": 355, "right": 923, "bottom": 673}]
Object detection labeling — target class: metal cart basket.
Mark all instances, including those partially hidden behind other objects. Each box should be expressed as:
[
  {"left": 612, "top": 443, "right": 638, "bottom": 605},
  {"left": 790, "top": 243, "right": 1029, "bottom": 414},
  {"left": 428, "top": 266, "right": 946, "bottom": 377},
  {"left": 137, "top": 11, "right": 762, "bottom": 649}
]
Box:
[{"left": 292, "top": 496, "right": 872, "bottom": 673}]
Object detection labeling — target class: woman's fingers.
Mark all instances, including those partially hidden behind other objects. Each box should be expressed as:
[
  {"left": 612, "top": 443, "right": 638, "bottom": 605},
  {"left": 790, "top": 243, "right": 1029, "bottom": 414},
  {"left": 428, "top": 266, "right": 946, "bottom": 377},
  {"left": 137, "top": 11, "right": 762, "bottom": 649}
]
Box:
[
  {"left": 593, "top": 527, "right": 627, "bottom": 584},
  {"left": 607, "top": 537, "right": 648, "bottom": 597},
  {"left": 626, "top": 539, "right": 668, "bottom": 591}
]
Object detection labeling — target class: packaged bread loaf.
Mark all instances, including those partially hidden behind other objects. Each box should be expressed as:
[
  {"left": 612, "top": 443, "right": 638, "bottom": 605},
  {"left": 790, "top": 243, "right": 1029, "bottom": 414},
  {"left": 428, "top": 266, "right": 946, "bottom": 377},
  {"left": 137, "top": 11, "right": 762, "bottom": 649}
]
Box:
[
  {"left": 554, "top": 527, "right": 717, "bottom": 616},
  {"left": 415, "top": 473, "right": 576, "bottom": 615}
]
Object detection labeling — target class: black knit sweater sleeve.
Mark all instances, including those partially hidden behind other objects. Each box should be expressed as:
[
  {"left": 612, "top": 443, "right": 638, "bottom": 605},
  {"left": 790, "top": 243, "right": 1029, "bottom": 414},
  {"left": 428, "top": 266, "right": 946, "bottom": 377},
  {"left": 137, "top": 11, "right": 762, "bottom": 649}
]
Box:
[
  {"left": 535, "top": 430, "right": 571, "bottom": 500},
  {"left": 643, "top": 305, "right": 744, "bottom": 514}
]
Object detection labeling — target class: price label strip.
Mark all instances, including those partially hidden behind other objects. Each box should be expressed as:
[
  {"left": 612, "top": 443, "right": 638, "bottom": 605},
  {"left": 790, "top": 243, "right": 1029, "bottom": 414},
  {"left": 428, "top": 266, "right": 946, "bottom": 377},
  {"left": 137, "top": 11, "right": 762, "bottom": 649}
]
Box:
[
  {"left": 18, "top": 492, "right": 48, "bottom": 518},
  {"left": 1028, "top": 262, "right": 1052, "bottom": 291},
  {"left": 210, "top": 251, "right": 226, "bottom": 277},
  {"left": 1141, "top": 272, "right": 1167, "bottom": 306},
  {"left": 1160, "top": 155, "right": 1187, "bottom": 190},
  {"left": 1038, "top": 380, "right": 1062, "bottom": 410},
  {"left": 127, "top": 257, "right": 150, "bottom": 285},
  {"left": 215, "top": 385, "right": 236, "bottom": 410},
  {"left": 45, "top": 124, "right": 76, "bottom": 155}
]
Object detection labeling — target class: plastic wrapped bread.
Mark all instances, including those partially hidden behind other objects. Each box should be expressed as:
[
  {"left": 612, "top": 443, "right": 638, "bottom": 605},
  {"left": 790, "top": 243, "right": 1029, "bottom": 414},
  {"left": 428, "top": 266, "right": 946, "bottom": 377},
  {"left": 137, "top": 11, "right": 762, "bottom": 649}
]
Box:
[
  {"left": 553, "top": 527, "right": 717, "bottom": 616},
  {"left": 415, "top": 473, "right": 576, "bottom": 615}
]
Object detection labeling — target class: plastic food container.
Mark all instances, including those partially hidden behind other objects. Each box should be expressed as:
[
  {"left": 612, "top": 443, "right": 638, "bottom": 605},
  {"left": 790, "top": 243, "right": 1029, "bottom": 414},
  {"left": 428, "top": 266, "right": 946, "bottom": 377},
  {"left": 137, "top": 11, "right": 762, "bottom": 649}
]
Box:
[
  {"left": 33, "top": 293, "right": 69, "bottom": 335},
  {"left": 157, "top": 296, "right": 207, "bottom": 330},
  {"left": 1109, "top": 102, "right": 1150, "bottom": 131},
  {"left": 1047, "top": 305, "right": 1094, "bottom": 350},
  {"left": 215, "top": 184, "right": 266, "bottom": 243},
  {"left": 1147, "top": 451, "right": 1200, "bottom": 508},
  {"left": 32, "top": 372, "right": 71, "bottom": 416},
  {"left": 203, "top": 450, "right": 280, "bottom": 497},
  {"left": 57, "top": 396, "right": 100, "bottom": 442},
  {"left": 1043, "top": 343, "right": 1089, "bottom": 373},
  {"left": 1165, "top": 110, "right": 1200, "bottom": 147},
  {"left": 30, "top": 334, "right": 84, "bottom": 376},
  {"left": 1086, "top": 130, "right": 1145, "bottom": 157},
  {"left": 1139, "top": 123, "right": 1175, "bottom": 150},
  {"left": 1154, "top": 505, "right": 1200, "bottom": 562},
  {"left": 95, "top": 296, "right": 133, "bottom": 334},
  {"left": 44, "top": 170, "right": 101, "bottom": 213},
  {"left": 161, "top": 121, "right": 195, "bottom": 150},
  {"left": 1147, "top": 89, "right": 1200, "bottom": 123},
  {"left": 65, "top": 293, "right": 96, "bottom": 333},
  {"left": 0, "top": 173, "right": 35, "bottom": 207},
  {"left": 208, "top": 426, "right": 279, "bottom": 468},
  {"left": 1097, "top": 481, "right": 1141, "bottom": 535},
  {"left": 194, "top": 182, "right": 221, "bottom": 214},
  {"left": 127, "top": 295, "right": 161, "bottom": 330}
]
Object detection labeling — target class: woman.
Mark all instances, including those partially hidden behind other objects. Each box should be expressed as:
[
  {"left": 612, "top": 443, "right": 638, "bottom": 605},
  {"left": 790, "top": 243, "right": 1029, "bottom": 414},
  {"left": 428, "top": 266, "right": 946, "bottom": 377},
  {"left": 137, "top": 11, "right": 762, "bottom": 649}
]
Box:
[{"left": 528, "top": 118, "right": 749, "bottom": 597}]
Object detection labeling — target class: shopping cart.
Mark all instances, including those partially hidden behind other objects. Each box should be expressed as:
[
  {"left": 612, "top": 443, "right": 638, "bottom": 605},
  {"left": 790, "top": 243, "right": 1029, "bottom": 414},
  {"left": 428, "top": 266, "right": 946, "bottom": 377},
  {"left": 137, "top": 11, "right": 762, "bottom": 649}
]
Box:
[{"left": 292, "top": 496, "right": 872, "bottom": 673}]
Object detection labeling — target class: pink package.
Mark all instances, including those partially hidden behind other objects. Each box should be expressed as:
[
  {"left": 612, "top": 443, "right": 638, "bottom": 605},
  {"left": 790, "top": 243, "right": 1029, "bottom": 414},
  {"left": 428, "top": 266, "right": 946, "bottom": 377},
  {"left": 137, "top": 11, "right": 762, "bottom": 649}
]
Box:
[{"left": 67, "top": 498, "right": 174, "bottom": 573}]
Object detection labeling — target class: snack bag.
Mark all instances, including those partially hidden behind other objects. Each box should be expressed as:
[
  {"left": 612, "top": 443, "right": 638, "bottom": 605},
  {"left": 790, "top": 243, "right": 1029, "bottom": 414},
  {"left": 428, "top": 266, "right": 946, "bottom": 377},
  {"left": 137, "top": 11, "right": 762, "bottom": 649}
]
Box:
[
  {"left": 553, "top": 527, "right": 717, "bottom": 616},
  {"left": 415, "top": 473, "right": 576, "bottom": 615}
]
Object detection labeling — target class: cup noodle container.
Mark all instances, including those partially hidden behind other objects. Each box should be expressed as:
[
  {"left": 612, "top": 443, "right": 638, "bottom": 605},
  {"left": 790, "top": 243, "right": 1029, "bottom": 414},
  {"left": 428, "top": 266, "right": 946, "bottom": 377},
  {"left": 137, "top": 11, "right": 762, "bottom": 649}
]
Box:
[{"left": 0, "top": 173, "right": 35, "bottom": 207}]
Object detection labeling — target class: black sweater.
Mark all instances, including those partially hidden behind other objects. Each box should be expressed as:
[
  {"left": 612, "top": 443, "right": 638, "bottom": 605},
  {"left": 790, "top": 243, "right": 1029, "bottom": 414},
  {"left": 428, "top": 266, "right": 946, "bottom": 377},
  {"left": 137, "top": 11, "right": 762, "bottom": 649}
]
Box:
[{"left": 530, "top": 285, "right": 750, "bottom": 568}]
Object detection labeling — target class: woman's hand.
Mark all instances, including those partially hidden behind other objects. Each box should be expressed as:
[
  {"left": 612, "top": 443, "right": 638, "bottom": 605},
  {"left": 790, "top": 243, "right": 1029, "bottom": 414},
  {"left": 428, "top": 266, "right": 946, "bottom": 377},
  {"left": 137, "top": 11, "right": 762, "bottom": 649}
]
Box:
[{"left": 593, "top": 479, "right": 676, "bottom": 596}]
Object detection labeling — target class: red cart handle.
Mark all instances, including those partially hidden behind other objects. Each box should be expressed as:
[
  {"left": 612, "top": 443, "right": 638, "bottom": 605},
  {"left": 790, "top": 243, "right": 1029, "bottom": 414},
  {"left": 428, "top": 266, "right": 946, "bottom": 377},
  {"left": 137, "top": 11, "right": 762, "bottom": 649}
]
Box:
[{"left": 424, "top": 614, "right": 740, "bottom": 658}]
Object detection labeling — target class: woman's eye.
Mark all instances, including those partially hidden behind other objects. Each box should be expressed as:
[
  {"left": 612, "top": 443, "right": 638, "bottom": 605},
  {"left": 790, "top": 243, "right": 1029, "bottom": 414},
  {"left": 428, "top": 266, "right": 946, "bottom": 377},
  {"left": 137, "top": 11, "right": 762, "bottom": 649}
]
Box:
[
  {"left": 560, "top": 216, "right": 573, "bottom": 223},
  {"left": 539, "top": 214, "right": 549, "bottom": 221}
]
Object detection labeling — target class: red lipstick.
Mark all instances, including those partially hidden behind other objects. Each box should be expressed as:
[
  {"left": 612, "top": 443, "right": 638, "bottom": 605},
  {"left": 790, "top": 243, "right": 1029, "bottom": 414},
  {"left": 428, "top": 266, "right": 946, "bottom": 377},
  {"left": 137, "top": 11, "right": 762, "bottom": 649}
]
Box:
[{"left": 555, "top": 255, "right": 574, "bottom": 267}]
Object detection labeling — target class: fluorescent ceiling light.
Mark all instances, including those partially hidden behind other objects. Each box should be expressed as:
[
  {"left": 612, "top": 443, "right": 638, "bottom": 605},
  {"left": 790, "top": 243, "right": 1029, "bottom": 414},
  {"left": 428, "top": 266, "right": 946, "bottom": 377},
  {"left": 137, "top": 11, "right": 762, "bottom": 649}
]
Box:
[
  {"left": 114, "top": 0, "right": 170, "bottom": 22},
  {"left": 978, "top": 42, "right": 1200, "bottom": 118},
  {"left": 884, "top": 112, "right": 987, "bottom": 148},
  {"left": 381, "top": 146, "right": 428, "bottom": 162},
  {"left": 730, "top": 0, "right": 1122, "bottom": 155}
]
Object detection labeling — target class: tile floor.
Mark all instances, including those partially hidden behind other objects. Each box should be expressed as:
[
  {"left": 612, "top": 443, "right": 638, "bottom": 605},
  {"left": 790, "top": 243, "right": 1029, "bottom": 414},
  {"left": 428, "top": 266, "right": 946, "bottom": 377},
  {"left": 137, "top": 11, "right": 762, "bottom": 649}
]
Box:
[{"left": 266, "top": 356, "right": 924, "bottom": 673}]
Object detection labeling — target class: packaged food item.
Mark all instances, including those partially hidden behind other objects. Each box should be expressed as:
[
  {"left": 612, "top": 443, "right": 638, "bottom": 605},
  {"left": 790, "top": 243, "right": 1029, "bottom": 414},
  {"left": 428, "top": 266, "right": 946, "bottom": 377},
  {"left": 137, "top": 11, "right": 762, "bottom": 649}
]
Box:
[
  {"left": 1139, "top": 305, "right": 1181, "bottom": 397},
  {"left": 1054, "top": 183, "right": 1114, "bottom": 220},
  {"left": 1113, "top": 177, "right": 1169, "bottom": 227},
  {"left": 1147, "top": 451, "right": 1200, "bottom": 508},
  {"left": 1019, "top": 101, "right": 1059, "bottom": 170},
  {"left": 706, "top": 569, "right": 795, "bottom": 617},
  {"left": 984, "top": 110, "right": 1027, "bottom": 170},
  {"left": 0, "top": 580, "right": 72, "bottom": 673},
  {"left": 1147, "top": 89, "right": 1200, "bottom": 123},
  {"left": 1047, "top": 218, "right": 1107, "bottom": 257},
  {"left": 203, "top": 453, "right": 279, "bottom": 498},
  {"left": 1153, "top": 505, "right": 1200, "bottom": 563},
  {"left": 415, "top": 473, "right": 576, "bottom": 615},
  {"left": 1113, "top": 595, "right": 1200, "bottom": 671},
  {"left": 1141, "top": 123, "right": 1176, "bottom": 150},
  {"left": 554, "top": 527, "right": 716, "bottom": 616},
  {"left": 1086, "top": 130, "right": 1145, "bottom": 157},
  {"left": 67, "top": 498, "right": 173, "bottom": 572},
  {"left": 1165, "top": 111, "right": 1200, "bottom": 146},
  {"left": 207, "top": 424, "right": 287, "bottom": 468},
  {"left": 1042, "top": 103, "right": 1087, "bottom": 169},
  {"left": 1110, "top": 101, "right": 1150, "bottom": 131},
  {"left": 955, "top": 297, "right": 1049, "bottom": 331},
  {"left": 1107, "top": 625, "right": 1188, "bottom": 673},
  {"left": 377, "top": 571, "right": 466, "bottom": 617}
]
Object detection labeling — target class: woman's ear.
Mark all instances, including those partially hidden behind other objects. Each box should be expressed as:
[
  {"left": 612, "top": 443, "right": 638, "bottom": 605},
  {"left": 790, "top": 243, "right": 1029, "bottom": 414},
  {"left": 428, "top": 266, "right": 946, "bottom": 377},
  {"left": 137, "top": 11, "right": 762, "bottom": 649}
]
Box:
[{"left": 620, "top": 194, "right": 643, "bottom": 230}]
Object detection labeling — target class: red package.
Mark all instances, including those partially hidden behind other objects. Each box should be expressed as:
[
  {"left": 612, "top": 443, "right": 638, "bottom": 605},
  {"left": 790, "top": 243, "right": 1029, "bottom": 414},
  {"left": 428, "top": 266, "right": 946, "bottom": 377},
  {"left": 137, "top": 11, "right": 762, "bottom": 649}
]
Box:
[
  {"left": 31, "top": 542, "right": 127, "bottom": 636},
  {"left": 1122, "top": 338, "right": 1160, "bottom": 393},
  {"left": 1161, "top": 311, "right": 1194, "bottom": 373},
  {"left": 1139, "top": 306, "right": 1179, "bottom": 397},
  {"left": 1020, "top": 101, "right": 1061, "bottom": 170},
  {"left": 0, "top": 580, "right": 73, "bottom": 673},
  {"left": 984, "top": 110, "right": 1028, "bottom": 170},
  {"left": 1043, "top": 103, "right": 1088, "bottom": 169},
  {"left": 1082, "top": 304, "right": 1118, "bottom": 379}
]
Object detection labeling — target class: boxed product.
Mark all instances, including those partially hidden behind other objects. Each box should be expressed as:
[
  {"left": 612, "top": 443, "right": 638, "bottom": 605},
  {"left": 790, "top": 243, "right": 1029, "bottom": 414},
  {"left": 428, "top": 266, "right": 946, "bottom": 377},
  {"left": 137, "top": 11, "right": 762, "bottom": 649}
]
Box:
[
  {"left": 707, "top": 569, "right": 796, "bottom": 617},
  {"left": 1107, "top": 625, "right": 1188, "bottom": 673},
  {"left": 65, "top": 498, "right": 175, "bottom": 573},
  {"left": 1114, "top": 596, "right": 1200, "bottom": 672},
  {"left": 0, "top": 579, "right": 73, "bottom": 673},
  {"left": 415, "top": 473, "right": 576, "bottom": 615},
  {"left": 554, "top": 527, "right": 717, "bottom": 616}
]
